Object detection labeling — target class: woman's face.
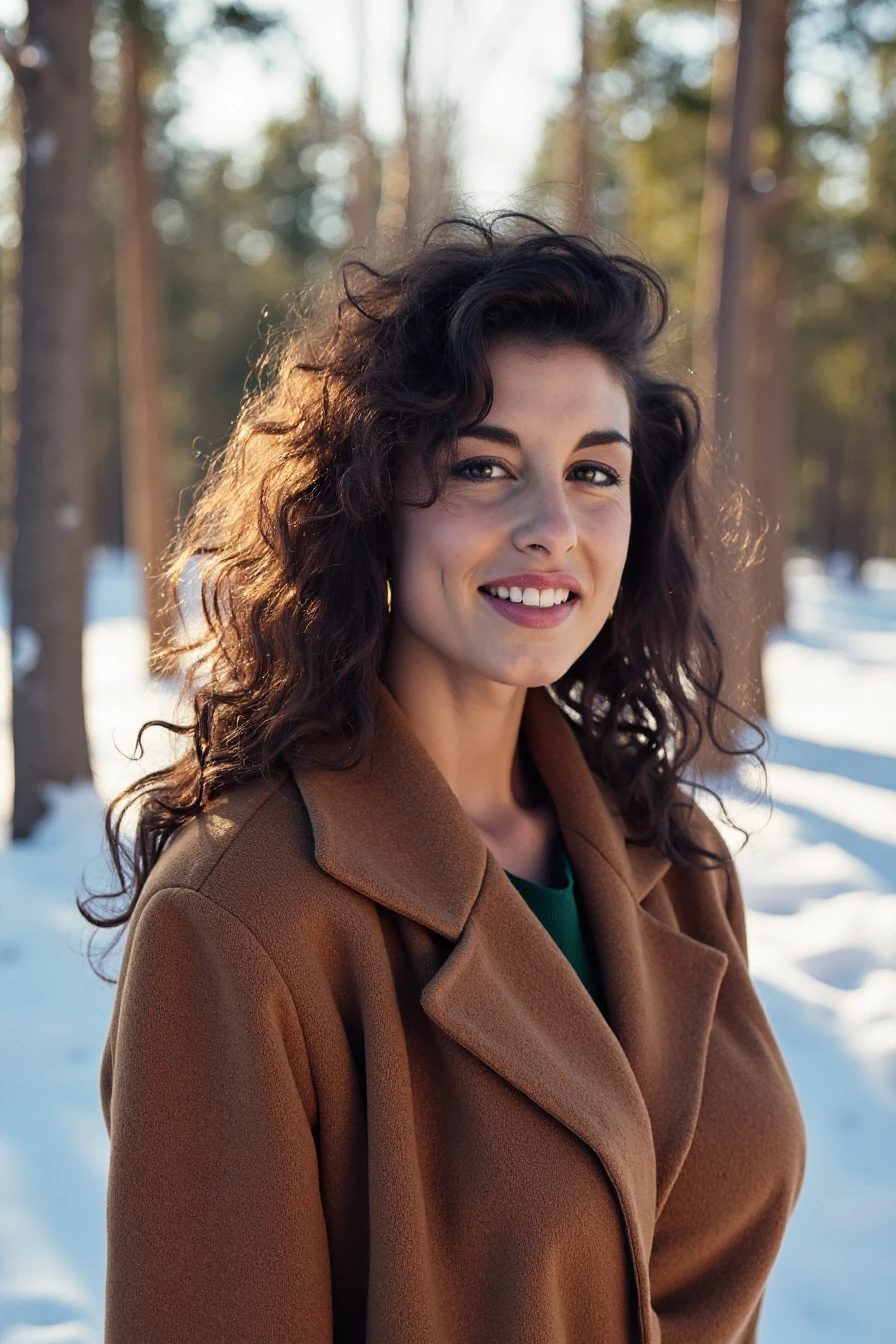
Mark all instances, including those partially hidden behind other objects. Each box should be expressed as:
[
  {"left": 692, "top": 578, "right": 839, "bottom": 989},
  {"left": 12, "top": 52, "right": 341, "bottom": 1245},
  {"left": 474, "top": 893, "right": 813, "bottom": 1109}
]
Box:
[{"left": 387, "top": 339, "right": 633, "bottom": 690}]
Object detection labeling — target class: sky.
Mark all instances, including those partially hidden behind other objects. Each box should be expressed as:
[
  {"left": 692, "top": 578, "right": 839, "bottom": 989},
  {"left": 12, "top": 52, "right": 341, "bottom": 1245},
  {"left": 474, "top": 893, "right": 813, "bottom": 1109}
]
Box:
[{"left": 0, "top": 0, "right": 859, "bottom": 208}]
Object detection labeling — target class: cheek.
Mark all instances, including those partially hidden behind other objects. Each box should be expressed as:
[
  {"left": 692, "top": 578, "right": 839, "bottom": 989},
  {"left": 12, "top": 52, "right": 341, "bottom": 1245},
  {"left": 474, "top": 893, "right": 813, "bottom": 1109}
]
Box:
[
  {"left": 393, "top": 504, "right": 489, "bottom": 599},
  {"left": 581, "top": 501, "right": 632, "bottom": 575},
  {"left": 613, "top": 507, "right": 633, "bottom": 563}
]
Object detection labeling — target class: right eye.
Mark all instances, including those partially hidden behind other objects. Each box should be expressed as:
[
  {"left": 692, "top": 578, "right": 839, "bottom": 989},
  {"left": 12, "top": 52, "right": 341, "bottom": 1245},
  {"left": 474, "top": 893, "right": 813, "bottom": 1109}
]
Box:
[{"left": 450, "top": 456, "right": 511, "bottom": 481}]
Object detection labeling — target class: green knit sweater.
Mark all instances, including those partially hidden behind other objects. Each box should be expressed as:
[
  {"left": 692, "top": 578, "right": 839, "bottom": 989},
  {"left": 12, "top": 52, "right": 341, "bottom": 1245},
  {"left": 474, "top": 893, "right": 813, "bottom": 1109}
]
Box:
[{"left": 504, "top": 841, "right": 609, "bottom": 1021}]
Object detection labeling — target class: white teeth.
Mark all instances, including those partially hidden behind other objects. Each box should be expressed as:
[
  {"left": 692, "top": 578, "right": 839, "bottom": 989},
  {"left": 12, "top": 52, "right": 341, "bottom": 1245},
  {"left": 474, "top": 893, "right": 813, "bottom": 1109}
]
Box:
[{"left": 483, "top": 585, "right": 572, "bottom": 607}]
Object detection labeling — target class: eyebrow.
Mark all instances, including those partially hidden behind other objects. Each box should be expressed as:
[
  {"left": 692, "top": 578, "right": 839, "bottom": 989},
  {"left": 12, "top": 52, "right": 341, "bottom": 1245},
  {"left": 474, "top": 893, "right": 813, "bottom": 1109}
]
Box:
[{"left": 457, "top": 424, "right": 632, "bottom": 450}]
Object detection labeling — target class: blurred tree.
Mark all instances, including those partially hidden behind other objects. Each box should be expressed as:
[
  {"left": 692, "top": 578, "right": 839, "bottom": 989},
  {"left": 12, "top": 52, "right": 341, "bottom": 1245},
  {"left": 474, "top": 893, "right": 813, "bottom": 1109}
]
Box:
[
  {"left": 418, "top": 93, "right": 459, "bottom": 220},
  {"left": 91, "top": 13, "right": 125, "bottom": 553},
  {"left": 133, "top": 77, "right": 351, "bottom": 513},
  {"left": 788, "top": 0, "right": 896, "bottom": 565},
  {"left": 0, "top": 92, "right": 21, "bottom": 559},
  {"left": 530, "top": 1, "right": 713, "bottom": 352},
  {"left": 387, "top": 0, "right": 457, "bottom": 239},
  {"left": 568, "top": 0, "right": 601, "bottom": 232},
  {"left": 401, "top": 0, "right": 419, "bottom": 235},
  {"left": 114, "top": 0, "right": 289, "bottom": 669},
  {"left": 692, "top": 0, "right": 737, "bottom": 407},
  {"left": 749, "top": 0, "right": 799, "bottom": 631},
  {"left": 689, "top": 0, "right": 774, "bottom": 752},
  {"left": 116, "top": 0, "right": 171, "bottom": 665},
  {"left": 4, "top": 0, "right": 94, "bottom": 838},
  {"left": 346, "top": 0, "right": 379, "bottom": 250},
  {"left": 845, "top": 41, "right": 895, "bottom": 569}
]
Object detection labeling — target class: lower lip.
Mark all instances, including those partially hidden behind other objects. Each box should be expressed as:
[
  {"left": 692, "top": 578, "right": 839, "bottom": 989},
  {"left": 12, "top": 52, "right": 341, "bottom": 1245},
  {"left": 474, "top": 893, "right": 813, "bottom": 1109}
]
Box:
[{"left": 479, "top": 590, "right": 579, "bottom": 628}]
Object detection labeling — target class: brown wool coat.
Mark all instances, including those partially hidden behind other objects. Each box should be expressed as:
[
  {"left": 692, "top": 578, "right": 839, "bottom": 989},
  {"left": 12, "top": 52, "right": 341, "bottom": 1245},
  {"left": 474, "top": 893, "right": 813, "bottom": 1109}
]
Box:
[{"left": 100, "top": 679, "right": 807, "bottom": 1344}]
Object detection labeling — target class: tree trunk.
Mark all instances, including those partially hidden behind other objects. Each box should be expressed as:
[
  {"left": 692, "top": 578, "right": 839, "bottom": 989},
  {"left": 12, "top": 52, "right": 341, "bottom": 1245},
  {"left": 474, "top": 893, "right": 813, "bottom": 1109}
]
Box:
[
  {"left": 693, "top": 0, "right": 769, "bottom": 777},
  {"left": 115, "top": 23, "right": 171, "bottom": 666},
  {"left": 400, "top": 0, "right": 419, "bottom": 237},
  {"left": 567, "top": 0, "right": 597, "bottom": 234},
  {"left": 346, "top": 0, "right": 377, "bottom": 250},
  {"left": 820, "top": 440, "right": 844, "bottom": 556},
  {"left": 0, "top": 93, "right": 21, "bottom": 561},
  {"left": 715, "top": 0, "right": 764, "bottom": 523},
  {"left": 9, "top": 0, "right": 94, "bottom": 838},
  {"left": 849, "top": 86, "right": 894, "bottom": 570},
  {"left": 692, "top": 0, "right": 739, "bottom": 421},
  {"left": 424, "top": 96, "right": 458, "bottom": 215},
  {"left": 749, "top": 0, "right": 795, "bottom": 631},
  {"left": 751, "top": 239, "right": 792, "bottom": 628},
  {"left": 347, "top": 114, "right": 377, "bottom": 251},
  {"left": 721, "top": 0, "right": 770, "bottom": 726},
  {"left": 849, "top": 268, "right": 889, "bottom": 570}
]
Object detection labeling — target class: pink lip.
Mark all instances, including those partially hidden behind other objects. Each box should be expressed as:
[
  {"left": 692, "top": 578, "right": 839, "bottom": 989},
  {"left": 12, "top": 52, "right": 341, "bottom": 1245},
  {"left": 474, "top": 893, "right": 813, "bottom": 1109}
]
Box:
[
  {"left": 479, "top": 589, "right": 578, "bottom": 628},
  {"left": 479, "top": 572, "right": 582, "bottom": 595}
]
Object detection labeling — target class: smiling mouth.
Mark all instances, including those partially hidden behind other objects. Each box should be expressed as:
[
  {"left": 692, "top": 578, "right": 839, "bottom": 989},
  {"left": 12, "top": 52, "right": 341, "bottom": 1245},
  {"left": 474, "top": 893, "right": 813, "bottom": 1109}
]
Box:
[{"left": 479, "top": 584, "right": 577, "bottom": 608}]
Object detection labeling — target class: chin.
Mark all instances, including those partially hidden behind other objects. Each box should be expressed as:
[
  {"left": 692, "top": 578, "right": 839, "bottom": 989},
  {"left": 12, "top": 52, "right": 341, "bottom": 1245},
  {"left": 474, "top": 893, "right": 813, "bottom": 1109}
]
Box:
[{"left": 470, "top": 654, "right": 575, "bottom": 690}]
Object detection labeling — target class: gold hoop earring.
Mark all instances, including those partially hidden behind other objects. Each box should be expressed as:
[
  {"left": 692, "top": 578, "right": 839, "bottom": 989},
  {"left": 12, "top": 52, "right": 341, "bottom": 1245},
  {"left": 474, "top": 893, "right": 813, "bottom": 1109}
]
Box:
[
  {"left": 386, "top": 579, "right": 392, "bottom": 613},
  {"left": 608, "top": 605, "right": 615, "bottom": 619}
]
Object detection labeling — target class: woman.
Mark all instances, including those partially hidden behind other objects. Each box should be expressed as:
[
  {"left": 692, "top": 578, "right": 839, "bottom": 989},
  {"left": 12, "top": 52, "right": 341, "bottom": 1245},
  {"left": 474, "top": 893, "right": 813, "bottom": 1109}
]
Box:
[{"left": 83, "top": 213, "right": 807, "bottom": 1343}]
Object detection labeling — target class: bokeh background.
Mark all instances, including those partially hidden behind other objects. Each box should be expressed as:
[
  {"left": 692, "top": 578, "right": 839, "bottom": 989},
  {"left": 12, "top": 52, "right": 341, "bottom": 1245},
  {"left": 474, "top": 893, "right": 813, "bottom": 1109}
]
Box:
[{"left": 0, "top": 1, "right": 895, "bottom": 1341}]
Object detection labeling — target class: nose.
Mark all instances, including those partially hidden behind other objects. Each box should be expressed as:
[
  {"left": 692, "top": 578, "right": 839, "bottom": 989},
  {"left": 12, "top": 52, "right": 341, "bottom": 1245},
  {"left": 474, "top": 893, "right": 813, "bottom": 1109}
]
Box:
[{"left": 511, "top": 475, "right": 577, "bottom": 556}]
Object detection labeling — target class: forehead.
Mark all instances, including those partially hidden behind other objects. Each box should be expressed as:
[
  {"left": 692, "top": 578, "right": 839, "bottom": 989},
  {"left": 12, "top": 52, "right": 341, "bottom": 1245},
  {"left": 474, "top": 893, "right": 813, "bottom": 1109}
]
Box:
[{"left": 480, "top": 340, "right": 631, "bottom": 433}]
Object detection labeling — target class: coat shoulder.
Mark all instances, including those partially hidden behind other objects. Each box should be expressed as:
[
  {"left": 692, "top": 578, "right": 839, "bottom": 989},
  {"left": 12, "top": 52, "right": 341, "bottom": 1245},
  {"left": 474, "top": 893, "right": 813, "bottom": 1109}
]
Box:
[{"left": 139, "top": 768, "right": 326, "bottom": 932}]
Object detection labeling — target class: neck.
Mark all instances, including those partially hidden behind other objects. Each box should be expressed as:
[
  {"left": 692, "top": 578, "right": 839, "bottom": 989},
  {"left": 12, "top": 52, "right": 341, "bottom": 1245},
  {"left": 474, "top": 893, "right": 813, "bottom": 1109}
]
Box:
[{"left": 379, "top": 637, "right": 544, "bottom": 837}]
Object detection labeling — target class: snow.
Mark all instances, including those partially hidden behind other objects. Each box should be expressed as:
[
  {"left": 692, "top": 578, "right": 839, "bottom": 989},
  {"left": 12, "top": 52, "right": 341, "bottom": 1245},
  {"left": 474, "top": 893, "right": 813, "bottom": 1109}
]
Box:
[{"left": 1, "top": 547, "right": 895, "bottom": 1342}]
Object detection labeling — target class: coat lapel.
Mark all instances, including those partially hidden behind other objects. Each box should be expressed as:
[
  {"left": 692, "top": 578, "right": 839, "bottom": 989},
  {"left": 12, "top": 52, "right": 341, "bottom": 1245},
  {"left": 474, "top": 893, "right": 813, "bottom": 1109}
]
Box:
[
  {"left": 519, "top": 688, "right": 731, "bottom": 1221},
  {"left": 289, "top": 678, "right": 728, "bottom": 1344}
]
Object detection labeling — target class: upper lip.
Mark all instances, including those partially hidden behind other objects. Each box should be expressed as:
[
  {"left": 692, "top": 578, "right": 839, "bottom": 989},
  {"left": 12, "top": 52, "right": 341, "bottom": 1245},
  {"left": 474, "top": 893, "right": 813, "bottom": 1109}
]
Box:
[{"left": 479, "top": 573, "right": 582, "bottom": 596}]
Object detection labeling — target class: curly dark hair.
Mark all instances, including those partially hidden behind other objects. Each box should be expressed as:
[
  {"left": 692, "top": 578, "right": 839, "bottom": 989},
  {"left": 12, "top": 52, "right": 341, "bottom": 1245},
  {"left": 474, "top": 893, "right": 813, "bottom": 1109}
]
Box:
[{"left": 78, "top": 210, "right": 764, "bottom": 979}]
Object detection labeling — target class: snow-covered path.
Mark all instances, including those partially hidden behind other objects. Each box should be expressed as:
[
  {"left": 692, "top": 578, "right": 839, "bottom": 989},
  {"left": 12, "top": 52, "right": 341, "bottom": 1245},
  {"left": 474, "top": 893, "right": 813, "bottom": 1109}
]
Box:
[{"left": 1, "top": 550, "right": 894, "bottom": 1343}]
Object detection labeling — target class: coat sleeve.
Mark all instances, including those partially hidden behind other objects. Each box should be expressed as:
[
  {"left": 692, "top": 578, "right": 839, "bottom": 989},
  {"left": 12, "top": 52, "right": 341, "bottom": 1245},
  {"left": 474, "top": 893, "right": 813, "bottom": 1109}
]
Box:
[{"left": 100, "top": 884, "right": 333, "bottom": 1343}]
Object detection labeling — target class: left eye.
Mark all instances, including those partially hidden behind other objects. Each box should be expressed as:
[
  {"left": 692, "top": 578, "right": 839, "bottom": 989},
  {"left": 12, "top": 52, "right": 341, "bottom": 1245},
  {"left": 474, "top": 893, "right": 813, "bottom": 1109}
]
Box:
[{"left": 572, "top": 463, "right": 622, "bottom": 486}]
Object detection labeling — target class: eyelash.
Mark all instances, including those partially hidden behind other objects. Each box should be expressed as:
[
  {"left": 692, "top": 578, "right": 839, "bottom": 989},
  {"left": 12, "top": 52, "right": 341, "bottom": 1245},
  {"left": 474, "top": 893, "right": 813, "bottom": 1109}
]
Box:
[{"left": 450, "top": 455, "right": 623, "bottom": 488}]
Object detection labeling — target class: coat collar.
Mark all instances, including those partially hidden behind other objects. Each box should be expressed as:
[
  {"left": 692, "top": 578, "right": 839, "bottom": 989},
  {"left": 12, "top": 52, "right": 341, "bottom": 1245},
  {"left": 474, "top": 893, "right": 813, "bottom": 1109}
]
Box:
[
  {"left": 292, "top": 676, "right": 672, "bottom": 936},
  {"left": 288, "top": 677, "right": 728, "bottom": 1344}
]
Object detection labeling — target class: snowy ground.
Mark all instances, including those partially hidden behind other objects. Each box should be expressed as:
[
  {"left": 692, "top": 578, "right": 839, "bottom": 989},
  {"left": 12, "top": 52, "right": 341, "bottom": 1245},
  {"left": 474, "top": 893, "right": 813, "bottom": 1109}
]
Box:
[{"left": 1, "top": 548, "right": 894, "bottom": 1343}]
